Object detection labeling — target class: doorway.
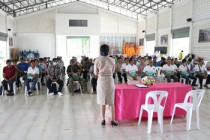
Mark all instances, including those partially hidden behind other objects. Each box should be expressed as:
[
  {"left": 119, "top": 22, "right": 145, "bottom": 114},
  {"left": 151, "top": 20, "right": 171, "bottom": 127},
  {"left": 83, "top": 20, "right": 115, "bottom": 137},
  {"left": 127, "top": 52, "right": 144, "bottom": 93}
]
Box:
[
  {"left": 0, "top": 40, "right": 7, "bottom": 82},
  {"left": 66, "top": 36, "right": 90, "bottom": 63},
  {"left": 172, "top": 37, "right": 189, "bottom": 58}
]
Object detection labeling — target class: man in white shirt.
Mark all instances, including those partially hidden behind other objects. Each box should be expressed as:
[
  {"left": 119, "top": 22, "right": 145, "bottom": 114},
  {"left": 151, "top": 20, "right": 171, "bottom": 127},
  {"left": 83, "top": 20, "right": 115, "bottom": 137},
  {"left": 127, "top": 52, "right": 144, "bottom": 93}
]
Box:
[
  {"left": 162, "top": 57, "right": 178, "bottom": 82},
  {"left": 25, "top": 60, "right": 39, "bottom": 96},
  {"left": 126, "top": 58, "right": 141, "bottom": 81},
  {"left": 195, "top": 58, "right": 210, "bottom": 89},
  {"left": 143, "top": 60, "right": 157, "bottom": 76},
  {"left": 178, "top": 59, "right": 197, "bottom": 87}
]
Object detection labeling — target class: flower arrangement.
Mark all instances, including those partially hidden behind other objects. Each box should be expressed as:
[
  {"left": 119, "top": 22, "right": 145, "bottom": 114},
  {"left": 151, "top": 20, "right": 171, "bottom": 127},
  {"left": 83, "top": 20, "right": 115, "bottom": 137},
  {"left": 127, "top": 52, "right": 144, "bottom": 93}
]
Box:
[{"left": 141, "top": 76, "right": 155, "bottom": 86}]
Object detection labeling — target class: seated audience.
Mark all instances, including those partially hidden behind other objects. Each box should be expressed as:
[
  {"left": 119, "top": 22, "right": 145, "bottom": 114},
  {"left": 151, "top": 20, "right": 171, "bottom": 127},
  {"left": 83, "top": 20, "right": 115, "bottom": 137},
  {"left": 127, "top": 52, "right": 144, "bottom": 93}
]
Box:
[
  {"left": 143, "top": 60, "right": 157, "bottom": 76},
  {"left": 153, "top": 56, "right": 159, "bottom": 67},
  {"left": 89, "top": 59, "right": 97, "bottom": 94},
  {"left": 25, "top": 60, "right": 39, "bottom": 96},
  {"left": 195, "top": 58, "right": 210, "bottom": 89},
  {"left": 162, "top": 57, "right": 178, "bottom": 82},
  {"left": 12, "top": 60, "right": 22, "bottom": 89},
  {"left": 18, "top": 58, "right": 30, "bottom": 81},
  {"left": 39, "top": 58, "right": 48, "bottom": 85},
  {"left": 178, "top": 59, "right": 197, "bottom": 87},
  {"left": 47, "top": 58, "right": 64, "bottom": 96},
  {"left": 67, "top": 59, "right": 87, "bottom": 94},
  {"left": 121, "top": 58, "right": 129, "bottom": 83},
  {"left": 187, "top": 58, "right": 194, "bottom": 75},
  {"left": 138, "top": 57, "right": 146, "bottom": 78},
  {"left": 82, "top": 57, "right": 92, "bottom": 80},
  {"left": 2, "top": 59, "right": 17, "bottom": 96},
  {"left": 174, "top": 58, "right": 180, "bottom": 67},
  {"left": 116, "top": 57, "right": 123, "bottom": 83},
  {"left": 126, "top": 58, "right": 141, "bottom": 81}
]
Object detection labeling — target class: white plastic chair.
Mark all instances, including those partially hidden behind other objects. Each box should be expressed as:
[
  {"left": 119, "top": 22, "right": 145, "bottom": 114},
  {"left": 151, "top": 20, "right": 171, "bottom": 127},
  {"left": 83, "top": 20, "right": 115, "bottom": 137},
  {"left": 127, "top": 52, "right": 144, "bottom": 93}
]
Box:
[
  {"left": 138, "top": 91, "right": 168, "bottom": 134},
  {"left": 170, "top": 89, "right": 205, "bottom": 131},
  {"left": 155, "top": 67, "right": 165, "bottom": 82},
  {"left": 73, "top": 81, "right": 83, "bottom": 95},
  {"left": 1, "top": 81, "right": 17, "bottom": 95},
  {"left": 38, "top": 78, "right": 42, "bottom": 89},
  {"left": 25, "top": 82, "right": 39, "bottom": 95},
  {"left": 47, "top": 82, "right": 59, "bottom": 95}
]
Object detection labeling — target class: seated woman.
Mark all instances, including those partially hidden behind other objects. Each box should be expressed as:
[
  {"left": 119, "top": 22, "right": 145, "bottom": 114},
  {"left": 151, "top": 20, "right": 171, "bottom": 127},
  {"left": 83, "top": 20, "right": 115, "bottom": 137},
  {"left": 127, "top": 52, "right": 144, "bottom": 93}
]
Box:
[
  {"left": 126, "top": 58, "right": 141, "bottom": 81},
  {"left": 162, "top": 57, "right": 178, "bottom": 82},
  {"left": 178, "top": 59, "right": 197, "bottom": 87},
  {"left": 67, "top": 59, "right": 87, "bottom": 95},
  {"left": 195, "top": 58, "right": 210, "bottom": 89}
]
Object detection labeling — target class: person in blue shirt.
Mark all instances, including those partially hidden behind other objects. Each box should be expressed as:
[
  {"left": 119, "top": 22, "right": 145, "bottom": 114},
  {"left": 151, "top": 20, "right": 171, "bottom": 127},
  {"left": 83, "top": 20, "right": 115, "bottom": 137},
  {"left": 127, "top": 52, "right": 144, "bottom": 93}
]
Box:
[
  {"left": 153, "top": 56, "right": 159, "bottom": 67},
  {"left": 18, "top": 58, "right": 30, "bottom": 81}
]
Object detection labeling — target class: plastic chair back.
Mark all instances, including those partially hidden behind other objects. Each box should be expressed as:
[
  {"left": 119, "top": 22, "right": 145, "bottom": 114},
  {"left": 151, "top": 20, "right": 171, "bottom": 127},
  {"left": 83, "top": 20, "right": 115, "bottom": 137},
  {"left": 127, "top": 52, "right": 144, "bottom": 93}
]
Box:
[
  {"left": 145, "top": 91, "right": 168, "bottom": 111},
  {"left": 183, "top": 89, "right": 205, "bottom": 109},
  {"left": 155, "top": 67, "right": 162, "bottom": 77}
]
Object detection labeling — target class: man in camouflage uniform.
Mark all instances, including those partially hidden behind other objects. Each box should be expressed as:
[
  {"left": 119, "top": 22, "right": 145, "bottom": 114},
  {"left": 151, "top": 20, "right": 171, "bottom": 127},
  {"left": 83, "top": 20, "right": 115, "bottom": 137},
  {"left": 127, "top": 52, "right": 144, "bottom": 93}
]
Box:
[{"left": 67, "top": 59, "right": 87, "bottom": 94}]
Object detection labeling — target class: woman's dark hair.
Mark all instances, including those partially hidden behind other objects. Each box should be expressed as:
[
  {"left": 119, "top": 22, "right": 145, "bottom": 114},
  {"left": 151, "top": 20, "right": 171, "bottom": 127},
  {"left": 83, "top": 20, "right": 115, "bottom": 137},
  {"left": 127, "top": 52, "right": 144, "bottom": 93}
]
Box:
[
  {"left": 129, "top": 58, "right": 134, "bottom": 62},
  {"left": 182, "top": 59, "right": 186, "bottom": 63},
  {"left": 100, "top": 44, "right": 109, "bottom": 56},
  {"left": 6, "top": 59, "right": 11, "bottom": 64}
]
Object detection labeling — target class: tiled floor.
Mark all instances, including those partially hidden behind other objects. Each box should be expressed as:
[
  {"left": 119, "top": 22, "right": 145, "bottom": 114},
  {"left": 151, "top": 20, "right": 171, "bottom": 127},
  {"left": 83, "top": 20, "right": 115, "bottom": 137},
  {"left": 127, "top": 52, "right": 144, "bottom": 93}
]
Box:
[{"left": 0, "top": 85, "right": 210, "bottom": 140}]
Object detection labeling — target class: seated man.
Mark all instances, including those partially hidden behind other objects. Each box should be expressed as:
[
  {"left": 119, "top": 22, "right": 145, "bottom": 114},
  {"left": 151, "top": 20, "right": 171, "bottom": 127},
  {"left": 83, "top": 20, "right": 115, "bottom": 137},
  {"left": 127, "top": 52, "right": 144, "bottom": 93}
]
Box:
[
  {"left": 18, "top": 58, "right": 30, "bottom": 81},
  {"left": 2, "top": 60, "right": 17, "bottom": 96},
  {"left": 25, "top": 60, "right": 39, "bottom": 96},
  {"left": 178, "top": 59, "right": 197, "bottom": 87},
  {"left": 195, "top": 58, "right": 210, "bottom": 89},
  {"left": 67, "top": 59, "right": 87, "bottom": 95},
  {"left": 143, "top": 60, "right": 156, "bottom": 76},
  {"left": 47, "top": 58, "right": 64, "bottom": 96},
  {"left": 126, "top": 58, "right": 141, "bottom": 81},
  {"left": 162, "top": 57, "right": 178, "bottom": 82}
]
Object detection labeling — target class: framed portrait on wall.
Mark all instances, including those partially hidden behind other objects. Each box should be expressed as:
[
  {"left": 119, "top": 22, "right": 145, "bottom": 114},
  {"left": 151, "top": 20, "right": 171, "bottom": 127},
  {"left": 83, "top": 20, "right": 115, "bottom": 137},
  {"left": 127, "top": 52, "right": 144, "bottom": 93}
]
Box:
[
  {"left": 198, "top": 28, "right": 210, "bottom": 43},
  {"left": 139, "top": 38, "right": 144, "bottom": 46},
  {"left": 161, "top": 35, "right": 168, "bottom": 45}
]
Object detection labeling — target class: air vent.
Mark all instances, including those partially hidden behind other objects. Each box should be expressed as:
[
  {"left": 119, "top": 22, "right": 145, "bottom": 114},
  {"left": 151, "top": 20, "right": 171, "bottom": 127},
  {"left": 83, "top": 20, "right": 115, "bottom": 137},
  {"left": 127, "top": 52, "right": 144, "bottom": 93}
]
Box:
[{"left": 69, "top": 20, "right": 88, "bottom": 27}]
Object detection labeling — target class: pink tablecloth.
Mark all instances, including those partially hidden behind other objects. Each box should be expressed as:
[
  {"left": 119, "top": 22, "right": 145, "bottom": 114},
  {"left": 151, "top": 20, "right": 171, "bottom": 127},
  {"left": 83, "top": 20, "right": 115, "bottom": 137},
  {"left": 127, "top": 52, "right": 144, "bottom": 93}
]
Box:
[{"left": 115, "top": 82, "right": 192, "bottom": 121}]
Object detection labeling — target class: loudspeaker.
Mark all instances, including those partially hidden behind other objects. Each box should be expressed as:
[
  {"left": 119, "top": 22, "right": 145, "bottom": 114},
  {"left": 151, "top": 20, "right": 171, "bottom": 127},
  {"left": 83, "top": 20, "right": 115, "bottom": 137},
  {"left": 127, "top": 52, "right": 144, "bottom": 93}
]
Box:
[{"left": 187, "top": 18, "right": 192, "bottom": 22}]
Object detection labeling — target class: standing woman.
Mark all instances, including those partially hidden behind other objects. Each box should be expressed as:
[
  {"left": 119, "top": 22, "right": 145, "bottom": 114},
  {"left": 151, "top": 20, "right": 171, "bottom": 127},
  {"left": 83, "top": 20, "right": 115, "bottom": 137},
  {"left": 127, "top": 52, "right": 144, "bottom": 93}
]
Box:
[{"left": 94, "top": 44, "right": 118, "bottom": 127}]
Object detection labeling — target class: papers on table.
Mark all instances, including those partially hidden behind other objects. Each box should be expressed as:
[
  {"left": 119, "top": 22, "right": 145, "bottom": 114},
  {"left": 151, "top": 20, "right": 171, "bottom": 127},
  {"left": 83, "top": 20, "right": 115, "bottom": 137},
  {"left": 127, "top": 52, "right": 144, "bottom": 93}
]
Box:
[{"left": 134, "top": 84, "right": 148, "bottom": 88}]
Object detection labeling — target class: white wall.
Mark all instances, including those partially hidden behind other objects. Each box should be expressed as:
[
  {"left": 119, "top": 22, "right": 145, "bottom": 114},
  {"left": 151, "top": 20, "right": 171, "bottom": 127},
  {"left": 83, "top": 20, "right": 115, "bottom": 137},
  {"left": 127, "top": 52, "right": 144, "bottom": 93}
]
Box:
[
  {"left": 138, "top": 0, "right": 210, "bottom": 60},
  {"left": 16, "top": 33, "right": 56, "bottom": 58},
  {"left": 56, "top": 14, "right": 100, "bottom": 35},
  {"left": 0, "top": 10, "right": 7, "bottom": 33},
  {"left": 13, "top": 1, "right": 138, "bottom": 58},
  {"left": 100, "top": 10, "right": 138, "bottom": 36},
  {"left": 15, "top": 10, "right": 56, "bottom": 33}
]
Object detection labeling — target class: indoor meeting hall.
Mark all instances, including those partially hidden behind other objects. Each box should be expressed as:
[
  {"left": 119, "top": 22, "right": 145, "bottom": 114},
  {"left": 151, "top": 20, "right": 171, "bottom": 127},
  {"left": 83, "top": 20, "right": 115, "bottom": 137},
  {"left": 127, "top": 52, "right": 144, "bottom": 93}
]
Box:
[{"left": 0, "top": 0, "right": 210, "bottom": 139}]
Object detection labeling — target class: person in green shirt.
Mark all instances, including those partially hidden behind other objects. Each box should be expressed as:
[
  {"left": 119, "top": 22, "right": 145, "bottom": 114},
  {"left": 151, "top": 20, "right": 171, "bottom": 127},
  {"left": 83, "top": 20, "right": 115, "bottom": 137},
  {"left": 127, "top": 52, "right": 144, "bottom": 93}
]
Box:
[{"left": 67, "top": 59, "right": 87, "bottom": 95}]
